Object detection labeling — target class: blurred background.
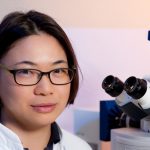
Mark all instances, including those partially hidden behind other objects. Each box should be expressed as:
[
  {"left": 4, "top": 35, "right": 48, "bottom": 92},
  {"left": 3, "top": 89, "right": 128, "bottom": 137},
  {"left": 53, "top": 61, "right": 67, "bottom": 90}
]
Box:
[{"left": 1, "top": 1, "right": 150, "bottom": 149}]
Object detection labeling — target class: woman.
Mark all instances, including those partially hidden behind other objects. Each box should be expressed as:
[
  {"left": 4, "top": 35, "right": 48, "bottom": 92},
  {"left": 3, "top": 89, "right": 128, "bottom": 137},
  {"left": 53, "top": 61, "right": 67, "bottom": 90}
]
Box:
[{"left": 0, "top": 10, "right": 92, "bottom": 150}]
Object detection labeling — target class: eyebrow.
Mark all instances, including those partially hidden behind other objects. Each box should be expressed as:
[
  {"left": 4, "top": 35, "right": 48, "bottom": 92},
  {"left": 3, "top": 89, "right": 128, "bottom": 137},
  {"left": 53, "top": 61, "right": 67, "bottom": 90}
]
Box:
[
  {"left": 53, "top": 60, "right": 68, "bottom": 65},
  {"left": 13, "top": 60, "right": 68, "bottom": 67},
  {"left": 13, "top": 61, "right": 36, "bottom": 66}
]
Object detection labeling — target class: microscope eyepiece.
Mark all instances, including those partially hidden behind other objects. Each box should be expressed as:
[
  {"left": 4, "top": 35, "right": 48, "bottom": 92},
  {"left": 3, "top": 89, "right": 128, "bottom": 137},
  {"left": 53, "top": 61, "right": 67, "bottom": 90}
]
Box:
[
  {"left": 102, "top": 75, "right": 124, "bottom": 97},
  {"left": 124, "top": 76, "right": 147, "bottom": 99}
]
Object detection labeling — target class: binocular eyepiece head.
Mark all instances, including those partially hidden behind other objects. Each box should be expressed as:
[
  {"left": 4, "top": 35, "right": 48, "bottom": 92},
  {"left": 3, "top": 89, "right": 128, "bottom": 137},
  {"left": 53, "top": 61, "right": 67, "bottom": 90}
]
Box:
[{"left": 102, "top": 75, "right": 147, "bottom": 99}]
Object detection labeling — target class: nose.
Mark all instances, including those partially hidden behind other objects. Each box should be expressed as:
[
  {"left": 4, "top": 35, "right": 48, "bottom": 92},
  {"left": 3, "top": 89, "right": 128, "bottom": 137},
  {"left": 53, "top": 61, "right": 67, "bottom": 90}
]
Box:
[{"left": 34, "top": 75, "right": 54, "bottom": 96}]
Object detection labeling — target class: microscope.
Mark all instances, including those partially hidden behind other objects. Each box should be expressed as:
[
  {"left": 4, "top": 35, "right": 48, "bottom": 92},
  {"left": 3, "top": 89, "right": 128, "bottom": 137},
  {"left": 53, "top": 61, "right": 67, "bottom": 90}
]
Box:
[{"left": 102, "top": 75, "right": 150, "bottom": 150}]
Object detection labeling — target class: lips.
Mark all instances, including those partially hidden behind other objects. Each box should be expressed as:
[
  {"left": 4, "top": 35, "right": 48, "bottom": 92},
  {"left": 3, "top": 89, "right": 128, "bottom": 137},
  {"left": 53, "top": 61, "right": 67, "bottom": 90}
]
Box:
[{"left": 31, "top": 103, "right": 57, "bottom": 113}]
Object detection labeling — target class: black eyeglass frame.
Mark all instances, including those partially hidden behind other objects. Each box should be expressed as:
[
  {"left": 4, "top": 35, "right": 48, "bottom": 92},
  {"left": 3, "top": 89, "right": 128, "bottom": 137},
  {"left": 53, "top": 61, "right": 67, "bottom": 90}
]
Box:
[{"left": 0, "top": 64, "right": 76, "bottom": 86}]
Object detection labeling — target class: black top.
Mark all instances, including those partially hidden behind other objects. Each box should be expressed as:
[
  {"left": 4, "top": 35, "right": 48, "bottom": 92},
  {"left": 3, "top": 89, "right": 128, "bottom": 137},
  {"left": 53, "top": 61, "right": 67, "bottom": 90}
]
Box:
[{"left": 24, "top": 122, "right": 61, "bottom": 150}]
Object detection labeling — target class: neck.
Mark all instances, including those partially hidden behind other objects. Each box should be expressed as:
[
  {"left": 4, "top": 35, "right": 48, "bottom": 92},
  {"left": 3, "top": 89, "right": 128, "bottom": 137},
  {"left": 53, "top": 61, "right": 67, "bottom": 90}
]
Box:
[{"left": 19, "top": 125, "right": 51, "bottom": 150}]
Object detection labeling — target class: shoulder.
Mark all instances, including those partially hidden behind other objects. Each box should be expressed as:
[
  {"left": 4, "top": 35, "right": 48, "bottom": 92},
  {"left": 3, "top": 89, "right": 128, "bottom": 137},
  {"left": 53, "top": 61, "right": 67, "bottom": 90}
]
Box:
[
  {"left": 61, "top": 129, "right": 92, "bottom": 150},
  {"left": 0, "top": 124, "right": 24, "bottom": 150}
]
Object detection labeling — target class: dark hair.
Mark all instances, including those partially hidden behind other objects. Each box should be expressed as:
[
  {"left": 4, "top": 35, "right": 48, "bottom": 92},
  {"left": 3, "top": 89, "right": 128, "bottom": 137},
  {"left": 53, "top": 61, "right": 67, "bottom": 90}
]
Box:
[{"left": 0, "top": 10, "right": 79, "bottom": 104}]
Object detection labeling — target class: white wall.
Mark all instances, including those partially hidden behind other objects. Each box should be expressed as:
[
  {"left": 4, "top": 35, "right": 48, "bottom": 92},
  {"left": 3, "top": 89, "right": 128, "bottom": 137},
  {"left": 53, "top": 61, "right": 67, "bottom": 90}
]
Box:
[{"left": 66, "top": 28, "right": 150, "bottom": 105}]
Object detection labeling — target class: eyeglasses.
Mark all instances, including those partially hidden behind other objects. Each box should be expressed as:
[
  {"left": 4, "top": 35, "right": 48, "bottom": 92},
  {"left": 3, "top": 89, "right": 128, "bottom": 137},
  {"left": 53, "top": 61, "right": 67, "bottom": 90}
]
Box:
[{"left": 0, "top": 64, "right": 76, "bottom": 86}]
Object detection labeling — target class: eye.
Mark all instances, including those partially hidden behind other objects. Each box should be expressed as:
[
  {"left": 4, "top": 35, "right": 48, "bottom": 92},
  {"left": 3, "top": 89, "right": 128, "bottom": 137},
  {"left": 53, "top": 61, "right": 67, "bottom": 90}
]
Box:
[
  {"left": 16, "top": 69, "right": 37, "bottom": 77},
  {"left": 51, "top": 68, "right": 69, "bottom": 77},
  {"left": 17, "top": 69, "right": 30, "bottom": 74},
  {"left": 54, "top": 68, "right": 68, "bottom": 74}
]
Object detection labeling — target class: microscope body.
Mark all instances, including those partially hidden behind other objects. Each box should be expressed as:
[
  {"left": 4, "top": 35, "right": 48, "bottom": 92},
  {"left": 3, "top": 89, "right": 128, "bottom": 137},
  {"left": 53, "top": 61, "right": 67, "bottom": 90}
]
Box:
[{"left": 102, "top": 75, "right": 150, "bottom": 150}]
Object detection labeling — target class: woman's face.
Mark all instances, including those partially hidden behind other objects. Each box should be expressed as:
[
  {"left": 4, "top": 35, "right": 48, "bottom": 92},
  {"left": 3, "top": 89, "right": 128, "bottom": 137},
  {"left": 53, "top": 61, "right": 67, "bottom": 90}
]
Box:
[{"left": 0, "top": 32, "right": 70, "bottom": 130}]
